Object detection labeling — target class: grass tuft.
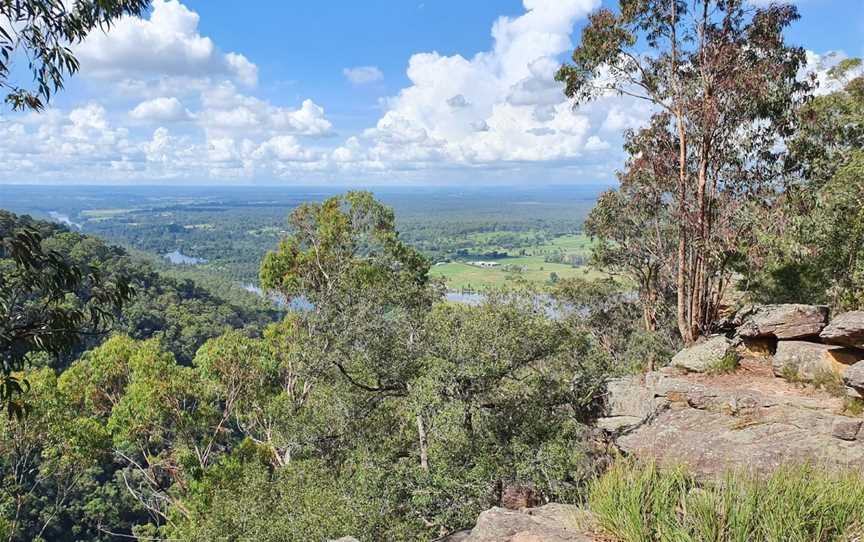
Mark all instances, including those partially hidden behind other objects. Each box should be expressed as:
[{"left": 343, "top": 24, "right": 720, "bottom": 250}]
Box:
[
  {"left": 588, "top": 460, "right": 864, "bottom": 542},
  {"left": 844, "top": 397, "right": 864, "bottom": 416},
  {"left": 812, "top": 369, "right": 847, "bottom": 398},
  {"left": 779, "top": 364, "right": 802, "bottom": 383},
  {"left": 705, "top": 350, "right": 740, "bottom": 375}
]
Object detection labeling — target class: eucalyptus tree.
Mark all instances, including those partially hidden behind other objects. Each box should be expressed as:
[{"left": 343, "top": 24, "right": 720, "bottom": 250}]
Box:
[
  {"left": 585, "top": 115, "right": 678, "bottom": 333},
  {"left": 260, "top": 191, "right": 440, "bottom": 398},
  {"left": 558, "top": 0, "right": 809, "bottom": 341},
  {"left": 0, "top": 0, "right": 150, "bottom": 110}
]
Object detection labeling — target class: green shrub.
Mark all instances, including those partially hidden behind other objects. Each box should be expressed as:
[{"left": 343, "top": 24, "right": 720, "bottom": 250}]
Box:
[{"left": 589, "top": 460, "right": 864, "bottom": 542}]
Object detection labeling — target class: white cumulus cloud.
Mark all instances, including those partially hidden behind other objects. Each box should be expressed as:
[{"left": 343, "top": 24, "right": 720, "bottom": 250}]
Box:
[
  {"left": 129, "top": 97, "right": 192, "bottom": 122},
  {"left": 340, "top": 0, "right": 617, "bottom": 170},
  {"left": 75, "top": 0, "right": 258, "bottom": 87},
  {"left": 197, "top": 82, "right": 333, "bottom": 138},
  {"left": 343, "top": 66, "right": 384, "bottom": 85}
]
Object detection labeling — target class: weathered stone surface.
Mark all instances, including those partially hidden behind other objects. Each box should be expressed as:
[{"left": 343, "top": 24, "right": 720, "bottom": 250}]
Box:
[
  {"left": 599, "top": 370, "right": 864, "bottom": 477},
  {"left": 736, "top": 304, "right": 828, "bottom": 339},
  {"left": 821, "top": 311, "right": 864, "bottom": 349},
  {"left": 604, "top": 376, "right": 654, "bottom": 417},
  {"left": 832, "top": 419, "right": 863, "bottom": 441},
  {"left": 772, "top": 341, "right": 864, "bottom": 381},
  {"left": 599, "top": 374, "right": 674, "bottom": 433},
  {"left": 670, "top": 335, "right": 736, "bottom": 373},
  {"left": 438, "top": 505, "right": 595, "bottom": 542},
  {"left": 843, "top": 360, "right": 864, "bottom": 393}
]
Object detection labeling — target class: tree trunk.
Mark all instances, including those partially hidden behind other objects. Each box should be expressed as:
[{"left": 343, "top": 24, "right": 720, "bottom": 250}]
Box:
[
  {"left": 692, "top": 145, "right": 710, "bottom": 337},
  {"left": 675, "top": 112, "right": 692, "bottom": 344},
  {"left": 416, "top": 413, "right": 429, "bottom": 472},
  {"left": 670, "top": 0, "right": 694, "bottom": 344}
]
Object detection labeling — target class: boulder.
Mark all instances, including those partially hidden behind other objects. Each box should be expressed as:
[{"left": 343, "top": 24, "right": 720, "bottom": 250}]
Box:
[
  {"left": 736, "top": 304, "right": 828, "bottom": 339},
  {"left": 772, "top": 341, "right": 864, "bottom": 382},
  {"left": 604, "top": 376, "right": 656, "bottom": 416},
  {"left": 843, "top": 360, "right": 864, "bottom": 393},
  {"left": 437, "top": 504, "right": 594, "bottom": 542},
  {"left": 670, "top": 335, "right": 736, "bottom": 373},
  {"left": 821, "top": 311, "right": 864, "bottom": 349},
  {"left": 598, "top": 375, "right": 666, "bottom": 433},
  {"left": 832, "top": 419, "right": 863, "bottom": 441}
]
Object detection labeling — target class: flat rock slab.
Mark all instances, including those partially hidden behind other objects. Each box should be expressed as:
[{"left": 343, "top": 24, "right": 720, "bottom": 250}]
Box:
[
  {"left": 438, "top": 505, "right": 595, "bottom": 542},
  {"left": 599, "top": 370, "right": 864, "bottom": 477},
  {"left": 772, "top": 340, "right": 864, "bottom": 381},
  {"left": 821, "top": 311, "right": 864, "bottom": 349},
  {"left": 616, "top": 404, "right": 864, "bottom": 477},
  {"left": 736, "top": 304, "right": 828, "bottom": 339}
]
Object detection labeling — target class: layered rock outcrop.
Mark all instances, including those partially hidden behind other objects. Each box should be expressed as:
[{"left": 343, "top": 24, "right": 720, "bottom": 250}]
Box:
[
  {"left": 669, "top": 335, "right": 736, "bottom": 373},
  {"left": 597, "top": 303, "right": 864, "bottom": 477},
  {"left": 436, "top": 505, "right": 594, "bottom": 542},
  {"left": 772, "top": 340, "right": 864, "bottom": 381}
]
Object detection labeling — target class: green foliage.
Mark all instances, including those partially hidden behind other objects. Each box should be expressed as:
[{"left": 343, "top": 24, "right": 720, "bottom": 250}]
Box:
[
  {"left": 746, "top": 71, "right": 864, "bottom": 310},
  {"left": 0, "top": 193, "right": 629, "bottom": 539},
  {"left": 1, "top": 211, "right": 278, "bottom": 369},
  {"left": 559, "top": 0, "right": 809, "bottom": 342},
  {"left": 177, "top": 456, "right": 367, "bottom": 541},
  {"left": 260, "top": 191, "right": 431, "bottom": 303},
  {"left": 590, "top": 460, "right": 864, "bottom": 542},
  {"left": 553, "top": 277, "right": 680, "bottom": 374},
  {"left": 0, "top": 0, "right": 150, "bottom": 111},
  {"left": 0, "top": 211, "right": 133, "bottom": 416},
  {"left": 584, "top": 116, "right": 677, "bottom": 335},
  {"left": 0, "top": 366, "right": 144, "bottom": 541},
  {"left": 779, "top": 364, "right": 803, "bottom": 384},
  {"left": 844, "top": 397, "right": 864, "bottom": 417}
]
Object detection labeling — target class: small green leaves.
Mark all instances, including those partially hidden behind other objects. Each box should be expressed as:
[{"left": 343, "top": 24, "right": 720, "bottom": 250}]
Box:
[{"left": 0, "top": 0, "right": 151, "bottom": 111}]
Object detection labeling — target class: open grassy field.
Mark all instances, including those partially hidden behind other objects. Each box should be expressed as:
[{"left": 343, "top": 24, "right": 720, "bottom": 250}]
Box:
[
  {"left": 81, "top": 208, "right": 134, "bottom": 219},
  {"left": 429, "top": 233, "right": 604, "bottom": 291}
]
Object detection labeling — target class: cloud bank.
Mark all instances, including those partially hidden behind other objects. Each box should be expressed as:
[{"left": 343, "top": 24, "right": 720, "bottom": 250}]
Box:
[{"left": 0, "top": 0, "right": 853, "bottom": 184}]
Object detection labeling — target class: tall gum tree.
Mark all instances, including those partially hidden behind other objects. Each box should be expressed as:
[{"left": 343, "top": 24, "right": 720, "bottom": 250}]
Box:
[{"left": 557, "top": 0, "right": 809, "bottom": 342}]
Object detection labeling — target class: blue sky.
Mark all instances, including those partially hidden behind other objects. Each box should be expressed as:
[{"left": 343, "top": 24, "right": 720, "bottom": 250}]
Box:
[{"left": 1, "top": 0, "right": 861, "bottom": 186}]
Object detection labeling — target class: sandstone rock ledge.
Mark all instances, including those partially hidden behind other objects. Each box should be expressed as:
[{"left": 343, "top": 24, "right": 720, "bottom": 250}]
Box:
[
  {"left": 436, "top": 504, "right": 596, "bottom": 542},
  {"left": 599, "top": 362, "right": 864, "bottom": 477}
]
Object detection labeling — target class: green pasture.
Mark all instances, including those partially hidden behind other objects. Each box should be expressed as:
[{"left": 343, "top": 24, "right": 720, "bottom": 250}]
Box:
[{"left": 429, "top": 233, "right": 603, "bottom": 290}]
